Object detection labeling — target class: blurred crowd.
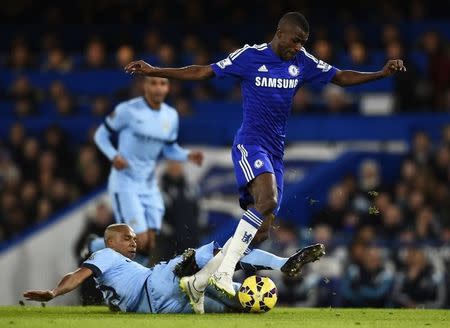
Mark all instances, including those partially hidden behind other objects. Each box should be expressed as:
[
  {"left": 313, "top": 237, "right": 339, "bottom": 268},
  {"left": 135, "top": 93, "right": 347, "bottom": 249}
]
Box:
[
  {"left": 1, "top": 0, "right": 450, "bottom": 116},
  {"left": 255, "top": 127, "right": 450, "bottom": 308},
  {"left": 0, "top": 123, "right": 110, "bottom": 242}
]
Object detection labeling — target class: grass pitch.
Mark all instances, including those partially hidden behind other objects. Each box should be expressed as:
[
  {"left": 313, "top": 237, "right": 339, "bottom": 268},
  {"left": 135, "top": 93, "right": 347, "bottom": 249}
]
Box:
[{"left": 0, "top": 306, "right": 449, "bottom": 328}]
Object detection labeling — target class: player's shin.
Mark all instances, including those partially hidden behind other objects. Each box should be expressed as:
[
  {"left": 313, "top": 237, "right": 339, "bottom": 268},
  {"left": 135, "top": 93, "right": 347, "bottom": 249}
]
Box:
[
  {"left": 191, "top": 238, "right": 231, "bottom": 291},
  {"left": 211, "top": 209, "right": 263, "bottom": 295}
]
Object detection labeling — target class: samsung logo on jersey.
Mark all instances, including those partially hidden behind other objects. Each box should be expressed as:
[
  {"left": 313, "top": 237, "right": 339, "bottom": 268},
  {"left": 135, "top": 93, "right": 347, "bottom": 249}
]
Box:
[{"left": 255, "top": 77, "right": 298, "bottom": 89}]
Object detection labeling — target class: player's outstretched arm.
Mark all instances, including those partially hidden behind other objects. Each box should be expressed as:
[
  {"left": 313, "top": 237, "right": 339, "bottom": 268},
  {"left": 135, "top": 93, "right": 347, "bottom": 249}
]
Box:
[
  {"left": 331, "top": 59, "right": 406, "bottom": 86},
  {"left": 23, "top": 267, "right": 93, "bottom": 302},
  {"left": 124, "top": 60, "right": 215, "bottom": 81}
]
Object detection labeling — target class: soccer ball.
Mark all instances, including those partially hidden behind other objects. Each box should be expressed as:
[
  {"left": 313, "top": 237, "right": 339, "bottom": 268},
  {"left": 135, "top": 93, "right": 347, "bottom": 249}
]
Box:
[{"left": 238, "top": 275, "right": 278, "bottom": 313}]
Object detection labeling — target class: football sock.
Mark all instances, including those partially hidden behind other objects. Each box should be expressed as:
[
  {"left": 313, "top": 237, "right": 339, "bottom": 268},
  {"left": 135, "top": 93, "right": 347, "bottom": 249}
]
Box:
[
  {"left": 193, "top": 238, "right": 231, "bottom": 291},
  {"left": 239, "top": 249, "right": 287, "bottom": 272},
  {"left": 215, "top": 208, "right": 263, "bottom": 276}
]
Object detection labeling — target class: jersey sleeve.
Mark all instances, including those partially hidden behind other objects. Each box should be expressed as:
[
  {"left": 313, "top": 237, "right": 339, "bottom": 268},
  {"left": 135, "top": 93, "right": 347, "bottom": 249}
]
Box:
[
  {"left": 301, "top": 49, "right": 338, "bottom": 85},
  {"left": 104, "top": 102, "right": 130, "bottom": 132},
  {"left": 211, "top": 44, "right": 252, "bottom": 79},
  {"left": 81, "top": 248, "right": 118, "bottom": 277}
]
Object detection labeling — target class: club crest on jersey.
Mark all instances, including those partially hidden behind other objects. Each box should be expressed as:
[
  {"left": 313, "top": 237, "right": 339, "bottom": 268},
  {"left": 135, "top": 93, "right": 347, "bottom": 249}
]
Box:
[
  {"left": 254, "top": 159, "right": 264, "bottom": 169},
  {"left": 288, "top": 65, "right": 299, "bottom": 77}
]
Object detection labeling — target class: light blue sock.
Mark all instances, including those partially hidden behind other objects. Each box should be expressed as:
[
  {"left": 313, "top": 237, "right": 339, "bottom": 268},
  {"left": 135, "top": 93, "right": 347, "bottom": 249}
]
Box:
[
  {"left": 89, "top": 237, "right": 106, "bottom": 253},
  {"left": 239, "top": 248, "right": 287, "bottom": 271}
]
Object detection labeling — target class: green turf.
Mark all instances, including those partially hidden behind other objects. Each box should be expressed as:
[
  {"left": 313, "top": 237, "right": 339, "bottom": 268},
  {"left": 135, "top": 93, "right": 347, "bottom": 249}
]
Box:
[{"left": 0, "top": 306, "right": 449, "bottom": 328}]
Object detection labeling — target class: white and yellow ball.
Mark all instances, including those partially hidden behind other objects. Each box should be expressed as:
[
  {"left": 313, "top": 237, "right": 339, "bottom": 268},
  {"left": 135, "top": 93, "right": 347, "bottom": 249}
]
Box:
[{"left": 238, "top": 275, "right": 278, "bottom": 313}]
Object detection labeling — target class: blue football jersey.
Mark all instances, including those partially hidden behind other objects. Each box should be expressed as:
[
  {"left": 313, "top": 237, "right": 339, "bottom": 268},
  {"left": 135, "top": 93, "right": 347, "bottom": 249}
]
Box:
[
  {"left": 95, "top": 97, "right": 189, "bottom": 193},
  {"left": 82, "top": 248, "right": 152, "bottom": 312},
  {"left": 211, "top": 43, "right": 338, "bottom": 157}
]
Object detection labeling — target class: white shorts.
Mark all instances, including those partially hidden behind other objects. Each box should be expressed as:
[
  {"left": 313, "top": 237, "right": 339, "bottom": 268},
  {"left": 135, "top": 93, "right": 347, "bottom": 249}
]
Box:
[{"left": 110, "top": 191, "right": 164, "bottom": 234}]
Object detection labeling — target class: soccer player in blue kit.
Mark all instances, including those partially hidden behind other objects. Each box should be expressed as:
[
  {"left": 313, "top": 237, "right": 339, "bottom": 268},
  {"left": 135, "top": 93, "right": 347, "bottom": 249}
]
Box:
[
  {"left": 92, "top": 76, "right": 204, "bottom": 265},
  {"left": 23, "top": 224, "right": 324, "bottom": 314},
  {"left": 125, "top": 12, "right": 406, "bottom": 298}
]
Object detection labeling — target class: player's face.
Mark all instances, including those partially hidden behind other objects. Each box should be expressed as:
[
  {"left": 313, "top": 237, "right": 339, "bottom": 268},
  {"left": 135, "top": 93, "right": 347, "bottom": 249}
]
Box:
[
  {"left": 144, "top": 77, "right": 170, "bottom": 104},
  {"left": 278, "top": 25, "right": 308, "bottom": 60},
  {"left": 109, "top": 227, "right": 137, "bottom": 259}
]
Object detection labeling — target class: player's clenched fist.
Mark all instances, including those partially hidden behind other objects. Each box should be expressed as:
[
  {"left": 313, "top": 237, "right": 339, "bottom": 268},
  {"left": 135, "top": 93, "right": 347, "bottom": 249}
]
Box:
[
  {"left": 382, "top": 59, "right": 406, "bottom": 76},
  {"left": 125, "top": 60, "right": 155, "bottom": 75}
]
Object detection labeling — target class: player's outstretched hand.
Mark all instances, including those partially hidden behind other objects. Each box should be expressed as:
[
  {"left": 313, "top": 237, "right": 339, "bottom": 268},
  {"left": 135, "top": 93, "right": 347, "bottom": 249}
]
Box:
[
  {"left": 23, "top": 290, "right": 55, "bottom": 302},
  {"left": 112, "top": 154, "right": 129, "bottom": 170},
  {"left": 382, "top": 59, "right": 406, "bottom": 76},
  {"left": 125, "top": 60, "right": 155, "bottom": 75},
  {"left": 188, "top": 150, "right": 204, "bottom": 166}
]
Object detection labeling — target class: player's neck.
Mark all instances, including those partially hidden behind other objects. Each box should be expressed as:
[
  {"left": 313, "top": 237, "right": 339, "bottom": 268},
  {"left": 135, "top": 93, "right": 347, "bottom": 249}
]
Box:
[
  {"left": 144, "top": 96, "right": 162, "bottom": 110},
  {"left": 269, "top": 40, "right": 283, "bottom": 59}
]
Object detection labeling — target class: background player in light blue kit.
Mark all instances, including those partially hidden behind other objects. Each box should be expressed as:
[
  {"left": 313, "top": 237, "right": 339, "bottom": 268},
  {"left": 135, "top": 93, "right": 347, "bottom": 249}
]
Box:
[
  {"left": 92, "top": 77, "right": 204, "bottom": 265},
  {"left": 23, "top": 224, "right": 324, "bottom": 314},
  {"left": 124, "top": 11, "right": 406, "bottom": 297}
]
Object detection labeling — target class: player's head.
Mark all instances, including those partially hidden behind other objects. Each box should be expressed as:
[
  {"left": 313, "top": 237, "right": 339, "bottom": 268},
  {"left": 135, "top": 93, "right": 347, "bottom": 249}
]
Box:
[
  {"left": 143, "top": 76, "right": 170, "bottom": 106},
  {"left": 104, "top": 223, "right": 137, "bottom": 259},
  {"left": 274, "top": 12, "right": 309, "bottom": 60}
]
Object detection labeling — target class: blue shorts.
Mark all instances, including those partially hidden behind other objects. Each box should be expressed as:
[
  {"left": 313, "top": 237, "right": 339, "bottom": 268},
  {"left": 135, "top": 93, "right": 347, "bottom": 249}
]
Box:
[
  {"left": 110, "top": 191, "right": 164, "bottom": 234},
  {"left": 231, "top": 144, "right": 284, "bottom": 215}
]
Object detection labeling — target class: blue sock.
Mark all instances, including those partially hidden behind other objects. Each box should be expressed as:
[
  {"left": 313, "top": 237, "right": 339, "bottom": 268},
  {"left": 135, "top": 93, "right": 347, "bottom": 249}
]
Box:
[
  {"left": 239, "top": 248, "right": 287, "bottom": 271},
  {"left": 89, "top": 237, "right": 105, "bottom": 253}
]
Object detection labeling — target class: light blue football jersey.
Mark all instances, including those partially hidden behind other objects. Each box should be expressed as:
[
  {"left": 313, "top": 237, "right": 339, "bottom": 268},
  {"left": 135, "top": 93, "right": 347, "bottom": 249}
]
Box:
[
  {"left": 82, "top": 248, "right": 152, "bottom": 312},
  {"left": 94, "top": 97, "right": 189, "bottom": 193}
]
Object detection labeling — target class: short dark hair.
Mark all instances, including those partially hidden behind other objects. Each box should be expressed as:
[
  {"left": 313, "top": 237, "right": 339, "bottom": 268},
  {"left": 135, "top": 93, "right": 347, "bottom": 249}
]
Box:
[{"left": 278, "top": 12, "right": 309, "bottom": 33}]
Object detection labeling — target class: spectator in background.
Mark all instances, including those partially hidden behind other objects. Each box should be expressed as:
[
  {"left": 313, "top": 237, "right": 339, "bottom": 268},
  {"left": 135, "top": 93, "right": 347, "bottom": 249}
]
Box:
[
  {"left": 392, "top": 246, "right": 446, "bottom": 308},
  {"left": 9, "top": 76, "right": 41, "bottom": 103},
  {"left": 47, "top": 80, "right": 69, "bottom": 103},
  {"left": 43, "top": 125, "right": 74, "bottom": 178},
  {"left": 21, "top": 137, "right": 40, "bottom": 181},
  {"left": 159, "top": 161, "right": 201, "bottom": 259},
  {"left": 321, "top": 84, "right": 354, "bottom": 113},
  {"left": 407, "top": 131, "right": 434, "bottom": 167},
  {"left": 291, "top": 87, "right": 313, "bottom": 114},
  {"left": 54, "top": 93, "right": 77, "bottom": 116},
  {"left": 341, "top": 245, "right": 394, "bottom": 307},
  {"left": 74, "top": 202, "right": 114, "bottom": 305},
  {"left": 7, "top": 122, "right": 26, "bottom": 162},
  {"left": 421, "top": 30, "right": 450, "bottom": 109},
  {"left": 143, "top": 30, "right": 161, "bottom": 55},
  {"left": 415, "top": 206, "right": 440, "bottom": 241},
  {"left": 7, "top": 39, "right": 34, "bottom": 71},
  {"left": 41, "top": 47, "right": 73, "bottom": 73},
  {"left": 90, "top": 96, "right": 111, "bottom": 117},
  {"left": 36, "top": 197, "right": 53, "bottom": 223},
  {"left": 348, "top": 41, "right": 370, "bottom": 69},
  {"left": 14, "top": 98, "right": 38, "bottom": 117},
  {"left": 378, "top": 204, "right": 405, "bottom": 242},
  {"left": 157, "top": 44, "right": 176, "bottom": 67},
  {"left": 312, "top": 39, "right": 335, "bottom": 63},
  {"left": 115, "top": 44, "right": 135, "bottom": 69},
  {"left": 380, "top": 24, "right": 401, "bottom": 48},
  {"left": 311, "top": 184, "right": 349, "bottom": 232},
  {"left": 386, "top": 40, "right": 425, "bottom": 112},
  {"left": 20, "top": 181, "right": 39, "bottom": 223},
  {"left": 82, "top": 39, "right": 109, "bottom": 70}
]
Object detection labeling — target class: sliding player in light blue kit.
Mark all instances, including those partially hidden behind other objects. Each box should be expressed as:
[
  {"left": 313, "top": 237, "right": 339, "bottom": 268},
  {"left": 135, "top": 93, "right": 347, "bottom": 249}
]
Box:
[
  {"left": 92, "top": 77, "right": 204, "bottom": 265},
  {"left": 125, "top": 11, "right": 406, "bottom": 297},
  {"left": 24, "top": 224, "right": 324, "bottom": 314}
]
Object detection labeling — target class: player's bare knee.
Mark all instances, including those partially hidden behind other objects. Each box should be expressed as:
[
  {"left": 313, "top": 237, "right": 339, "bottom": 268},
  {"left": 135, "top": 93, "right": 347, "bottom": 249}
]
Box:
[{"left": 255, "top": 197, "right": 278, "bottom": 217}]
